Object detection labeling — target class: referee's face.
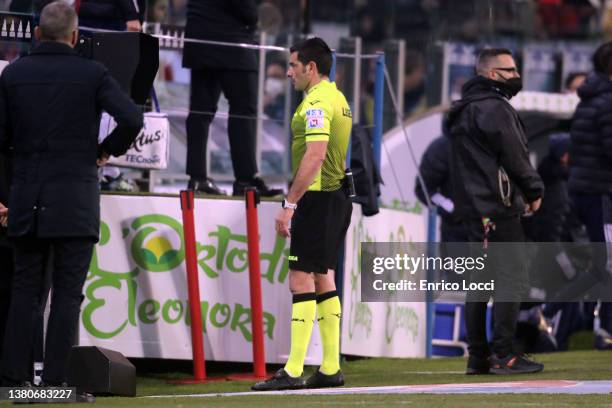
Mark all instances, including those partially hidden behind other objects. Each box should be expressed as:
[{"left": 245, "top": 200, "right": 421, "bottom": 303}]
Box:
[{"left": 288, "top": 51, "right": 310, "bottom": 92}]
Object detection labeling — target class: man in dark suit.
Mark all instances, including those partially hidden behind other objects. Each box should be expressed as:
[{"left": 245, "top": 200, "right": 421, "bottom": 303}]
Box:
[
  {"left": 0, "top": 1, "right": 142, "bottom": 387},
  {"left": 183, "top": 0, "right": 282, "bottom": 197}
]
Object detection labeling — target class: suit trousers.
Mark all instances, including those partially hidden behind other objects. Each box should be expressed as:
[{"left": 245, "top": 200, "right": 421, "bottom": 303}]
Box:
[
  {"left": 0, "top": 236, "right": 94, "bottom": 385},
  {"left": 463, "top": 216, "right": 526, "bottom": 359},
  {"left": 186, "top": 68, "right": 258, "bottom": 181}
]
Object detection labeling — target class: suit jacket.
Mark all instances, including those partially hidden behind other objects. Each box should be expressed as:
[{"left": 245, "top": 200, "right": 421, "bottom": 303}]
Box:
[
  {"left": 182, "top": 0, "right": 258, "bottom": 71},
  {"left": 0, "top": 41, "right": 143, "bottom": 240}
]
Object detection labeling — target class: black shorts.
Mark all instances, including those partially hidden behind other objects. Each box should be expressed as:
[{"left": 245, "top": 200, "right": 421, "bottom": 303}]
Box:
[{"left": 289, "top": 189, "right": 353, "bottom": 274}]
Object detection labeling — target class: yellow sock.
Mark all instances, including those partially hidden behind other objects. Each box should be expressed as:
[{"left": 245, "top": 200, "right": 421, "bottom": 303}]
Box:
[
  {"left": 316, "top": 291, "right": 341, "bottom": 375},
  {"left": 284, "top": 293, "right": 316, "bottom": 378}
]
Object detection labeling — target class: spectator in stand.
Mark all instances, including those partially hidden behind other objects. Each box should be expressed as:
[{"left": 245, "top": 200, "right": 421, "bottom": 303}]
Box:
[
  {"left": 537, "top": 0, "right": 596, "bottom": 38},
  {"left": 564, "top": 71, "right": 587, "bottom": 93},
  {"left": 403, "top": 50, "right": 427, "bottom": 118},
  {"left": 147, "top": 0, "right": 168, "bottom": 23},
  {"left": 603, "top": 0, "right": 612, "bottom": 41},
  {"left": 263, "top": 61, "right": 286, "bottom": 123},
  {"left": 258, "top": 0, "right": 283, "bottom": 38}
]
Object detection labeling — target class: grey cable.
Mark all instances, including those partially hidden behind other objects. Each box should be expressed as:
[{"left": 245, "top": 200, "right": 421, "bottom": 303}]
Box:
[{"left": 383, "top": 66, "right": 433, "bottom": 209}]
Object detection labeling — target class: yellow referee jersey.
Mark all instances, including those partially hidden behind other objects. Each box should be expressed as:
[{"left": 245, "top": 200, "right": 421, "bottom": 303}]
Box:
[{"left": 290, "top": 80, "right": 352, "bottom": 191}]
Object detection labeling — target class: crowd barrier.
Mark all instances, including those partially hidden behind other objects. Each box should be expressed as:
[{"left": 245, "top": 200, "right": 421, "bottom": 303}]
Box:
[{"left": 78, "top": 193, "right": 428, "bottom": 363}]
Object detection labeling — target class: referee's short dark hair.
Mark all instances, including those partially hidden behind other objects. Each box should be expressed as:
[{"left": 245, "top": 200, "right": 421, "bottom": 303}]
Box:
[
  {"left": 593, "top": 41, "right": 612, "bottom": 76},
  {"left": 290, "top": 37, "right": 333, "bottom": 76}
]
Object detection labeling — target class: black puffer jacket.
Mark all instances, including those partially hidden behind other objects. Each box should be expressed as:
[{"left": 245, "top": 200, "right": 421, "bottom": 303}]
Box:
[
  {"left": 448, "top": 76, "right": 544, "bottom": 219},
  {"left": 415, "top": 134, "right": 467, "bottom": 241},
  {"left": 569, "top": 72, "right": 612, "bottom": 195},
  {"left": 415, "top": 135, "right": 460, "bottom": 223}
]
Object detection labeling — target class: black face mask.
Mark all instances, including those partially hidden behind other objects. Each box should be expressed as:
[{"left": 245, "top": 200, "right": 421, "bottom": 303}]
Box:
[{"left": 495, "top": 77, "right": 523, "bottom": 99}]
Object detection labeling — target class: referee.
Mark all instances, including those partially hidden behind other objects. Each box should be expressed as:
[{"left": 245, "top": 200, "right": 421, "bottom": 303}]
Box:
[{"left": 252, "top": 37, "right": 353, "bottom": 391}]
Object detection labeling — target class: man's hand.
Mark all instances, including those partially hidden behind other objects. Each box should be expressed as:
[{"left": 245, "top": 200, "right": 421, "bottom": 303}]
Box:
[
  {"left": 529, "top": 197, "right": 542, "bottom": 213},
  {"left": 275, "top": 208, "right": 294, "bottom": 238},
  {"left": 97, "top": 151, "right": 110, "bottom": 167},
  {"left": 126, "top": 20, "right": 142, "bottom": 32},
  {"left": 0, "top": 202, "right": 8, "bottom": 227}
]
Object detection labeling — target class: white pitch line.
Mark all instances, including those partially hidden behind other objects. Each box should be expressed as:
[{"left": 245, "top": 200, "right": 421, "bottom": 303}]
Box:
[{"left": 143, "top": 380, "right": 612, "bottom": 398}]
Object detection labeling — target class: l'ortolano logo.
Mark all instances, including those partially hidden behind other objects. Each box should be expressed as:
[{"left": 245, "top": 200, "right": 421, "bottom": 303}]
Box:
[{"left": 130, "top": 215, "right": 185, "bottom": 272}]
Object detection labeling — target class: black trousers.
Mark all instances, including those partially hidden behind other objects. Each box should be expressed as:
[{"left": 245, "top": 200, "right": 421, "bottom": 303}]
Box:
[
  {"left": 186, "top": 68, "right": 258, "bottom": 181},
  {"left": 0, "top": 236, "right": 94, "bottom": 385},
  {"left": 570, "top": 193, "right": 612, "bottom": 332},
  {"left": 463, "top": 215, "right": 527, "bottom": 359},
  {"left": 0, "top": 244, "right": 13, "bottom": 363}
]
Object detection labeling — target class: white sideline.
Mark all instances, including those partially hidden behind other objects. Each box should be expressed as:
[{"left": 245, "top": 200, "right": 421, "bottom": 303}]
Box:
[{"left": 143, "top": 380, "right": 612, "bottom": 398}]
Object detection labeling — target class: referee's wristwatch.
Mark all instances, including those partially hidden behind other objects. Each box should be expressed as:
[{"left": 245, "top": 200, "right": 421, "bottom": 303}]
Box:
[{"left": 282, "top": 198, "right": 297, "bottom": 210}]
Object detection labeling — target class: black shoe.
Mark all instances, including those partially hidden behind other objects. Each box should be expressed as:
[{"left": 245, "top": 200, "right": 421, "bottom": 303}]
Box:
[
  {"left": 10, "top": 381, "right": 34, "bottom": 405},
  {"left": 233, "top": 177, "right": 284, "bottom": 197},
  {"left": 489, "top": 353, "right": 544, "bottom": 374},
  {"left": 75, "top": 392, "right": 96, "bottom": 403},
  {"left": 595, "top": 333, "right": 612, "bottom": 350},
  {"left": 466, "top": 355, "right": 490, "bottom": 375},
  {"left": 38, "top": 381, "right": 96, "bottom": 404},
  {"left": 305, "top": 370, "right": 345, "bottom": 388},
  {"left": 100, "top": 173, "right": 138, "bottom": 192},
  {"left": 251, "top": 368, "right": 306, "bottom": 391},
  {"left": 188, "top": 177, "right": 226, "bottom": 195}
]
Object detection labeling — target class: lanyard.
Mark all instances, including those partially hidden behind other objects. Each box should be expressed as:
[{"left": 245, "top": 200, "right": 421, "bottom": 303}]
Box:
[{"left": 482, "top": 216, "right": 496, "bottom": 249}]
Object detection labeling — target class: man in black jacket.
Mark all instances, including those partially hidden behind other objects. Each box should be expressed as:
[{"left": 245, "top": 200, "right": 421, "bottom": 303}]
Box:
[
  {"left": 415, "top": 133, "right": 467, "bottom": 243},
  {"left": 415, "top": 133, "right": 468, "bottom": 286},
  {"left": 569, "top": 41, "right": 612, "bottom": 349},
  {"left": 183, "top": 0, "right": 282, "bottom": 197},
  {"left": 0, "top": 1, "right": 142, "bottom": 387},
  {"left": 448, "top": 48, "right": 545, "bottom": 375}
]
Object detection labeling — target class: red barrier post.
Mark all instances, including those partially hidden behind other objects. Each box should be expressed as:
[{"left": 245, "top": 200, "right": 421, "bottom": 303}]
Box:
[
  {"left": 172, "top": 190, "right": 208, "bottom": 383},
  {"left": 227, "top": 187, "right": 270, "bottom": 380},
  {"left": 246, "top": 188, "right": 267, "bottom": 378}
]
